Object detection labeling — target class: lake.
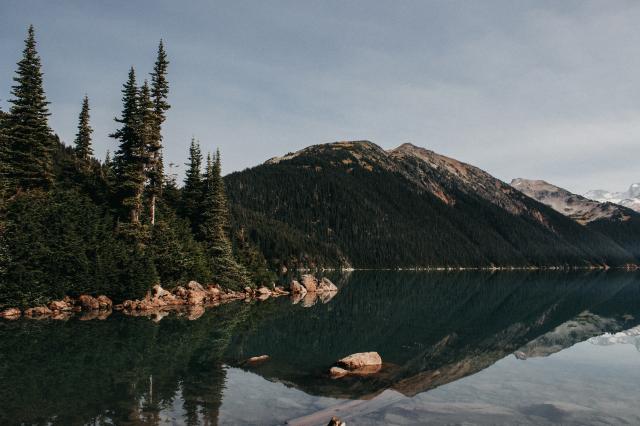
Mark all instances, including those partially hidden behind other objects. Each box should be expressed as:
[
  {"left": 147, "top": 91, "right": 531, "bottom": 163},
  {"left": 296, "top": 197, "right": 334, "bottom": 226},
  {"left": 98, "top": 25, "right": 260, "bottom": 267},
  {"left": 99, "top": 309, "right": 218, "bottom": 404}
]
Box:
[{"left": 1, "top": 271, "right": 640, "bottom": 425}]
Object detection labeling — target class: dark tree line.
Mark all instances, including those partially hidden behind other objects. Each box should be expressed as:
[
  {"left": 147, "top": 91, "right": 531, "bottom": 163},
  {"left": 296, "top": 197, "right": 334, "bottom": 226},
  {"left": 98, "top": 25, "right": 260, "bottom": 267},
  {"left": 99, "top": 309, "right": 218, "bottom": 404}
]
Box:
[{"left": 0, "top": 26, "right": 267, "bottom": 308}]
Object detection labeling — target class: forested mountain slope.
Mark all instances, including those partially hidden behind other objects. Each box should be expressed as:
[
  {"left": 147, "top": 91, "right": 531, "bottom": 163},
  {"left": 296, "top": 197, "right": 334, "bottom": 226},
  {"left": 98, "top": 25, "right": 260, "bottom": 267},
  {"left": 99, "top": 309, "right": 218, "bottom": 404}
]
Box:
[{"left": 225, "top": 141, "right": 637, "bottom": 269}]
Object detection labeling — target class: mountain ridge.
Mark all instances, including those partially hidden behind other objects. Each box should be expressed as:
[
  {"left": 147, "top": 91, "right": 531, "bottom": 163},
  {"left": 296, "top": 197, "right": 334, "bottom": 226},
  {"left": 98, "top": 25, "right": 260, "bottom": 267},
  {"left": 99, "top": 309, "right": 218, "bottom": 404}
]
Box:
[{"left": 226, "top": 140, "right": 638, "bottom": 270}]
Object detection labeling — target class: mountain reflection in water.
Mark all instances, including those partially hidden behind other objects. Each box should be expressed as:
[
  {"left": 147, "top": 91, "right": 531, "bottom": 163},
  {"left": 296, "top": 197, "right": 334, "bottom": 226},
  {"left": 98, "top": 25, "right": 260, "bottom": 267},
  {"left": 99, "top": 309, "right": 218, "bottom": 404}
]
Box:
[{"left": 1, "top": 271, "right": 639, "bottom": 425}]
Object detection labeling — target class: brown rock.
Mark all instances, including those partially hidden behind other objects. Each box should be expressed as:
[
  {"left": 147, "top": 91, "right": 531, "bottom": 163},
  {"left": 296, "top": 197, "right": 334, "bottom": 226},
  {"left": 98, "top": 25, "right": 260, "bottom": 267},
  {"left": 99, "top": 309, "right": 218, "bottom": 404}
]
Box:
[
  {"left": 24, "top": 306, "right": 52, "bottom": 317},
  {"left": 247, "top": 355, "right": 269, "bottom": 365},
  {"left": 96, "top": 295, "right": 113, "bottom": 310},
  {"left": 301, "top": 292, "right": 318, "bottom": 308},
  {"left": 152, "top": 284, "right": 170, "bottom": 298},
  {"left": 300, "top": 274, "right": 318, "bottom": 292},
  {"left": 257, "top": 287, "right": 271, "bottom": 296},
  {"left": 174, "top": 286, "right": 188, "bottom": 298},
  {"left": 327, "top": 416, "right": 346, "bottom": 426},
  {"left": 0, "top": 308, "right": 21, "bottom": 319},
  {"left": 290, "top": 280, "right": 307, "bottom": 295},
  {"left": 317, "top": 277, "right": 338, "bottom": 293},
  {"left": 187, "top": 305, "right": 205, "bottom": 320},
  {"left": 337, "top": 352, "right": 382, "bottom": 370},
  {"left": 186, "top": 281, "right": 205, "bottom": 292},
  {"left": 329, "top": 367, "right": 349, "bottom": 379},
  {"left": 48, "top": 300, "right": 69, "bottom": 312},
  {"left": 78, "top": 294, "right": 100, "bottom": 310},
  {"left": 186, "top": 289, "right": 206, "bottom": 305}
]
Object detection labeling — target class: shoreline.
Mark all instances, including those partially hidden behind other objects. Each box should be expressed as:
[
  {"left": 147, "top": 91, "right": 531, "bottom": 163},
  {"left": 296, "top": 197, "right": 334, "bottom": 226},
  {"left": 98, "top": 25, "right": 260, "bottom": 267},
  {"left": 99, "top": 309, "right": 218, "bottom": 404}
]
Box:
[{"left": 0, "top": 275, "right": 338, "bottom": 321}]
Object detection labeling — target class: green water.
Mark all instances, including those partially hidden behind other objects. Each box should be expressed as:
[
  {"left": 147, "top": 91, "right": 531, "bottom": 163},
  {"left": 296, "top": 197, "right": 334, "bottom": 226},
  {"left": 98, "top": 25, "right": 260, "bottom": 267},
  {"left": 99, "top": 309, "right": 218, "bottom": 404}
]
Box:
[{"left": 1, "top": 271, "right": 640, "bottom": 425}]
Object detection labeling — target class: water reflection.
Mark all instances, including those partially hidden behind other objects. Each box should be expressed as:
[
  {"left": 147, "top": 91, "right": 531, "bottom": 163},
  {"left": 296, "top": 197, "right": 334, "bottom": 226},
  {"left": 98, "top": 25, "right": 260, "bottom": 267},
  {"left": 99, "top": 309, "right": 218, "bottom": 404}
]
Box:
[{"left": 1, "top": 271, "right": 639, "bottom": 425}]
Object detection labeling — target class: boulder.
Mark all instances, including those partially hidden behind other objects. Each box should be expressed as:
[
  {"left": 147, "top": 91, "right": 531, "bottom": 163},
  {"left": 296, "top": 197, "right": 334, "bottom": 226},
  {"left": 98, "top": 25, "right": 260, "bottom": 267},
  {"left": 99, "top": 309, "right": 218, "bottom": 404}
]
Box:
[
  {"left": 327, "top": 416, "right": 347, "bottom": 426},
  {"left": 337, "top": 352, "right": 382, "bottom": 370},
  {"left": 302, "top": 292, "right": 318, "bottom": 308},
  {"left": 186, "top": 281, "right": 205, "bottom": 292},
  {"left": 329, "top": 367, "right": 349, "bottom": 379},
  {"left": 186, "top": 289, "right": 206, "bottom": 305},
  {"left": 152, "top": 284, "right": 170, "bottom": 298},
  {"left": 317, "top": 277, "right": 338, "bottom": 292},
  {"left": 173, "top": 286, "right": 188, "bottom": 298},
  {"left": 96, "top": 295, "right": 113, "bottom": 310},
  {"left": 48, "top": 300, "right": 70, "bottom": 312},
  {"left": 290, "top": 280, "right": 307, "bottom": 295},
  {"left": 300, "top": 274, "right": 318, "bottom": 292},
  {"left": 206, "top": 285, "right": 222, "bottom": 299},
  {"left": 257, "top": 287, "right": 271, "bottom": 297},
  {"left": 0, "top": 308, "right": 21, "bottom": 319},
  {"left": 24, "top": 306, "right": 52, "bottom": 317},
  {"left": 78, "top": 294, "right": 100, "bottom": 310}
]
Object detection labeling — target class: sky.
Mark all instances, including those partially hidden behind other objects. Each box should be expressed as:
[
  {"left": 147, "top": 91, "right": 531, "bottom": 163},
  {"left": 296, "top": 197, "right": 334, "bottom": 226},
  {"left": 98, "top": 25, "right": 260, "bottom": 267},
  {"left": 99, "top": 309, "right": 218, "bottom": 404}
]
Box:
[{"left": 1, "top": 0, "right": 640, "bottom": 193}]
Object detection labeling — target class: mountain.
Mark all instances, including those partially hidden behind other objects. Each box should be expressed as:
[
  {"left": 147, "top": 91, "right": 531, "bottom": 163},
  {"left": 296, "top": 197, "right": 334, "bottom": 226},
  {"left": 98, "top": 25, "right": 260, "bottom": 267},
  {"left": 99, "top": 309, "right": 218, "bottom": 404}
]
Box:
[
  {"left": 511, "top": 178, "right": 640, "bottom": 258},
  {"left": 510, "top": 178, "right": 633, "bottom": 224},
  {"left": 585, "top": 183, "right": 640, "bottom": 212},
  {"left": 225, "top": 140, "right": 638, "bottom": 269}
]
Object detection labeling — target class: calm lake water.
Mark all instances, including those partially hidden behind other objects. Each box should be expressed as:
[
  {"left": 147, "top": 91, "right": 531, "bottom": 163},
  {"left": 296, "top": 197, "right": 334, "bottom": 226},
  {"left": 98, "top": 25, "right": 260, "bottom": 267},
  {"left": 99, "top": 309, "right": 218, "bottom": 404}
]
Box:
[{"left": 2, "top": 271, "right": 640, "bottom": 425}]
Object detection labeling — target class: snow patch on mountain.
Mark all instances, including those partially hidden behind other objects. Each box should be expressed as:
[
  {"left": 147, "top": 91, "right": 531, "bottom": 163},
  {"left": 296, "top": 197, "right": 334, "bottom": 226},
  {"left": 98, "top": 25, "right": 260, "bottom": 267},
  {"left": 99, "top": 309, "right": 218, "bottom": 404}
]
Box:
[
  {"left": 584, "top": 183, "right": 640, "bottom": 213},
  {"left": 511, "top": 178, "right": 630, "bottom": 224}
]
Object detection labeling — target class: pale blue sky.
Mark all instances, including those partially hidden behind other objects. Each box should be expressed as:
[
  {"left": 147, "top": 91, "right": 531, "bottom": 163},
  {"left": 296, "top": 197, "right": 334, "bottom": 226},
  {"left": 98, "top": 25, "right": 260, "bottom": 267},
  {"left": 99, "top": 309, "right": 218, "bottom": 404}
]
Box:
[{"left": 2, "top": 1, "right": 640, "bottom": 193}]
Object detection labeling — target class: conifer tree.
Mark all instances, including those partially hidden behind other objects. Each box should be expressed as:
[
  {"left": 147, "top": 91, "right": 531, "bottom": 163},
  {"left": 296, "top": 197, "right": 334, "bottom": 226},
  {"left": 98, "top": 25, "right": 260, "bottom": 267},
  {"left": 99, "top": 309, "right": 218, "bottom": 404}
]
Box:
[
  {"left": 2, "top": 25, "right": 53, "bottom": 192},
  {"left": 147, "top": 39, "right": 170, "bottom": 225},
  {"left": 182, "top": 138, "right": 203, "bottom": 227},
  {"left": 74, "top": 95, "right": 93, "bottom": 162},
  {"left": 111, "top": 68, "right": 146, "bottom": 224},
  {"left": 200, "top": 149, "right": 250, "bottom": 289}
]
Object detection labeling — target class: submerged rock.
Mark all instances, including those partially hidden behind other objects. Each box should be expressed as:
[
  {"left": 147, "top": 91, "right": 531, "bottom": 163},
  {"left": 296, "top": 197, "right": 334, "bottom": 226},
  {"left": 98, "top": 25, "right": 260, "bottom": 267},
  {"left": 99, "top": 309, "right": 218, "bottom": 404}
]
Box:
[
  {"left": 329, "top": 366, "right": 349, "bottom": 379},
  {"left": 247, "top": 355, "right": 270, "bottom": 365},
  {"left": 337, "top": 352, "right": 382, "bottom": 370}
]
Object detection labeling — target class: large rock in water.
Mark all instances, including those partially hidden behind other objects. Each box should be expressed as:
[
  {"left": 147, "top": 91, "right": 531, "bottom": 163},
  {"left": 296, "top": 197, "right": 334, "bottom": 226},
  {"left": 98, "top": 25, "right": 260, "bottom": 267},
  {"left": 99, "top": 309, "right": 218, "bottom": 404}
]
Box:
[
  {"left": 300, "top": 274, "right": 318, "bottom": 292},
  {"left": 78, "top": 295, "right": 100, "bottom": 310},
  {"left": 0, "top": 308, "right": 21, "bottom": 319},
  {"left": 337, "top": 352, "right": 382, "bottom": 370}
]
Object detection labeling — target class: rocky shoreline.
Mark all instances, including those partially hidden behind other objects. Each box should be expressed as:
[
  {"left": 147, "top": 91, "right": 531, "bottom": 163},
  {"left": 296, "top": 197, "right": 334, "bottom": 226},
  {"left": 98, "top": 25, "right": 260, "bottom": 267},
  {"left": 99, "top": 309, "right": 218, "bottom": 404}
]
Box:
[{"left": 0, "top": 275, "right": 338, "bottom": 321}]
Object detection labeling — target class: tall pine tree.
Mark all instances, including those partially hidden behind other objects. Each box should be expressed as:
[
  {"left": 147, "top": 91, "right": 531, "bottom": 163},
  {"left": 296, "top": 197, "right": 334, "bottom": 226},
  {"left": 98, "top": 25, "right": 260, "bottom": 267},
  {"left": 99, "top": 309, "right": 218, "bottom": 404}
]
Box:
[
  {"left": 111, "top": 68, "right": 146, "bottom": 224},
  {"left": 182, "top": 138, "right": 203, "bottom": 228},
  {"left": 2, "top": 25, "right": 53, "bottom": 192},
  {"left": 147, "top": 39, "right": 170, "bottom": 225},
  {"left": 74, "top": 95, "right": 93, "bottom": 162},
  {"left": 200, "top": 149, "right": 250, "bottom": 289}
]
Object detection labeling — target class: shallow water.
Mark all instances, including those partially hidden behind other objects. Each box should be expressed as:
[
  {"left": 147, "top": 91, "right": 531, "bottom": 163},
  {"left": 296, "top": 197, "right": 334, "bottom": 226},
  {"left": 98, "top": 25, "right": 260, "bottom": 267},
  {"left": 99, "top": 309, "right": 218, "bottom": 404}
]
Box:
[{"left": 1, "top": 271, "right": 640, "bottom": 425}]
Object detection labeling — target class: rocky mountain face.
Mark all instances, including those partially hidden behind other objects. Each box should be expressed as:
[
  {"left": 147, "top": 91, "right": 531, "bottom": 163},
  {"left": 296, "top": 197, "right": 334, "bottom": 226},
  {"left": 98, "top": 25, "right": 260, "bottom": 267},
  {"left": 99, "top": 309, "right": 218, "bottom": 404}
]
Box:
[
  {"left": 510, "top": 178, "right": 640, "bottom": 258},
  {"left": 585, "top": 184, "right": 640, "bottom": 212},
  {"left": 510, "top": 178, "right": 634, "bottom": 224},
  {"left": 225, "top": 140, "right": 638, "bottom": 269}
]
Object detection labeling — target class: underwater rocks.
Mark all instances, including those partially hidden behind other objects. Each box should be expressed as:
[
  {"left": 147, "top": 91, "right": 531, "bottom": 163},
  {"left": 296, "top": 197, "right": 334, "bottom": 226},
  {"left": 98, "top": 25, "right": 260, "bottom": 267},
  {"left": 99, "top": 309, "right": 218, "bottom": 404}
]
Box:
[{"left": 330, "top": 352, "right": 382, "bottom": 379}]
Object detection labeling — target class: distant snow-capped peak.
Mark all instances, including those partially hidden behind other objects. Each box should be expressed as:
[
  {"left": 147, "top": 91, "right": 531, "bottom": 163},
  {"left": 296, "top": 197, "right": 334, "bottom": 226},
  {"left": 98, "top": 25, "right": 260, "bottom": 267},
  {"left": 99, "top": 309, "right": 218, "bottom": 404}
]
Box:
[{"left": 584, "top": 183, "right": 640, "bottom": 213}]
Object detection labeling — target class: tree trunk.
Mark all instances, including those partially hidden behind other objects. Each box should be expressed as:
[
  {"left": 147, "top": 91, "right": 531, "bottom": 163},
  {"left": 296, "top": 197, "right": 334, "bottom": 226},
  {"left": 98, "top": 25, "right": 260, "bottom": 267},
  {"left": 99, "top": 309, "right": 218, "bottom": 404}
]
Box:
[{"left": 150, "top": 194, "right": 156, "bottom": 225}]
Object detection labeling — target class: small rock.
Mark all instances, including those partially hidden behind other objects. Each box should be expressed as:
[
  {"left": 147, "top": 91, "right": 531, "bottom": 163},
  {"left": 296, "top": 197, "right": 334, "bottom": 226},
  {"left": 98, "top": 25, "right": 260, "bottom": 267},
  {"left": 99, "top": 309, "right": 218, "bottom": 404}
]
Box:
[
  {"left": 329, "top": 366, "right": 349, "bottom": 379},
  {"left": 290, "top": 280, "right": 307, "bottom": 295},
  {"left": 48, "top": 300, "right": 69, "bottom": 312},
  {"left": 247, "top": 355, "right": 270, "bottom": 365},
  {"left": 337, "top": 352, "right": 382, "bottom": 370},
  {"left": 96, "top": 295, "right": 113, "bottom": 310},
  {"left": 24, "top": 306, "right": 52, "bottom": 317},
  {"left": 300, "top": 274, "right": 318, "bottom": 292},
  {"left": 327, "top": 416, "right": 347, "bottom": 426},
  {"left": 0, "top": 308, "right": 21, "bottom": 319},
  {"left": 186, "top": 281, "right": 205, "bottom": 292},
  {"left": 317, "top": 277, "right": 338, "bottom": 292},
  {"left": 152, "top": 284, "right": 170, "bottom": 298},
  {"left": 78, "top": 294, "right": 100, "bottom": 310}
]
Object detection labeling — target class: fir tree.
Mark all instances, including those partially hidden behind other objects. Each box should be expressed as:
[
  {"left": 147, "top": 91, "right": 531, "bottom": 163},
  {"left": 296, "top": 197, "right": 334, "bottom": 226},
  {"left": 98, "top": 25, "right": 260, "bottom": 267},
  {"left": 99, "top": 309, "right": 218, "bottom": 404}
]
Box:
[
  {"left": 200, "top": 149, "right": 250, "bottom": 289},
  {"left": 147, "top": 39, "right": 170, "bottom": 225},
  {"left": 182, "top": 138, "right": 203, "bottom": 228},
  {"left": 111, "top": 68, "right": 146, "bottom": 224},
  {"left": 2, "top": 25, "right": 53, "bottom": 192},
  {"left": 74, "top": 95, "right": 93, "bottom": 162}
]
